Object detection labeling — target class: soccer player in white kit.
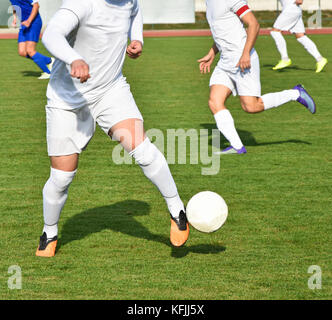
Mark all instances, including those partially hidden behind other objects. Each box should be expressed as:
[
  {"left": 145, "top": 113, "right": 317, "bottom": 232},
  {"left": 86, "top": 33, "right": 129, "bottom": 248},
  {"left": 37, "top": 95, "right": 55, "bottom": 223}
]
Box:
[
  {"left": 35, "top": 0, "right": 189, "bottom": 257},
  {"left": 271, "top": 0, "right": 328, "bottom": 72},
  {"left": 198, "top": 0, "right": 316, "bottom": 155}
]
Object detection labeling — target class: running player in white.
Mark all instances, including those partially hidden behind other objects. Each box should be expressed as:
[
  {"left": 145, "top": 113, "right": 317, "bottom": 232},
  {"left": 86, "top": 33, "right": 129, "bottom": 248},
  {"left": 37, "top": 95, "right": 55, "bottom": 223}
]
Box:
[
  {"left": 198, "top": 0, "right": 316, "bottom": 155},
  {"left": 271, "top": 0, "right": 328, "bottom": 72},
  {"left": 35, "top": 0, "right": 189, "bottom": 257}
]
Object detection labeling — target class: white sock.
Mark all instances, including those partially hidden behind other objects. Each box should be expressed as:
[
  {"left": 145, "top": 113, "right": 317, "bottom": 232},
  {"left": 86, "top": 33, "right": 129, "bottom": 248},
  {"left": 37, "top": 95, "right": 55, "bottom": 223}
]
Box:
[
  {"left": 130, "top": 138, "right": 184, "bottom": 218},
  {"left": 271, "top": 31, "right": 289, "bottom": 60},
  {"left": 262, "top": 90, "right": 300, "bottom": 110},
  {"left": 42, "top": 167, "right": 76, "bottom": 239},
  {"left": 214, "top": 109, "right": 243, "bottom": 150},
  {"left": 297, "top": 36, "right": 323, "bottom": 62},
  {"left": 43, "top": 224, "right": 58, "bottom": 239},
  {"left": 164, "top": 195, "right": 185, "bottom": 219}
]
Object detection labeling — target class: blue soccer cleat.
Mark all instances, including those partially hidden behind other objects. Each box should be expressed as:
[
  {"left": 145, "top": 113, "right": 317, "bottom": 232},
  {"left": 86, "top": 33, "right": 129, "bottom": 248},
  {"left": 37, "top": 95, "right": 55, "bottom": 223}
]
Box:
[
  {"left": 293, "top": 84, "right": 316, "bottom": 114},
  {"left": 214, "top": 146, "right": 247, "bottom": 155}
]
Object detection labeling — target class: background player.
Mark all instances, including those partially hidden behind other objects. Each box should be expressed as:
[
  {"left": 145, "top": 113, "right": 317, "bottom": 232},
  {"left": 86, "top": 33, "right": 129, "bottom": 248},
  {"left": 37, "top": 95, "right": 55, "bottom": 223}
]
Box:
[
  {"left": 271, "top": 0, "right": 328, "bottom": 72},
  {"left": 35, "top": 0, "right": 188, "bottom": 257},
  {"left": 10, "top": 0, "right": 54, "bottom": 79},
  {"left": 198, "top": 0, "right": 316, "bottom": 155}
]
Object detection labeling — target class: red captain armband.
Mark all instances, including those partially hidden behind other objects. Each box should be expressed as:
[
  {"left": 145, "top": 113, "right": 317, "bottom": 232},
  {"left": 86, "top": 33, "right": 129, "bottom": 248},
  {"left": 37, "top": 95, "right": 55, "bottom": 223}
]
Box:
[{"left": 236, "top": 5, "right": 250, "bottom": 18}]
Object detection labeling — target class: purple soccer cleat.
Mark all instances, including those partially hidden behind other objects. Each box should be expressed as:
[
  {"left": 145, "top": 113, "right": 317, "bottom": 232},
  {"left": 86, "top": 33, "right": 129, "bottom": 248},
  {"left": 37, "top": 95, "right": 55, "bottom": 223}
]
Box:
[
  {"left": 214, "top": 146, "right": 247, "bottom": 155},
  {"left": 293, "top": 84, "right": 316, "bottom": 114}
]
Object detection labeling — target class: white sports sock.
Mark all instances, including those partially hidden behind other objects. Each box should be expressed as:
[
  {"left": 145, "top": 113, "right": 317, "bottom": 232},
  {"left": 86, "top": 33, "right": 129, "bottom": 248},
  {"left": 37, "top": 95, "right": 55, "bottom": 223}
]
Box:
[
  {"left": 214, "top": 109, "right": 243, "bottom": 150},
  {"left": 43, "top": 224, "right": 58, "bottom": 239},
  {"left": 297, "top": 36, "right": 323, "bottom": 62},
  {"left": 262, "top": 90, "right": 300, "bottom": 110},
  {"left": 271, "top": 31, "right": 289, "bottom": 61},
  {"left": 130, "top": 138, "right": 184, "bottom": 218},
  {"left": 164, "top": 195, "right": 185, "bottom": 219},
  {"left": 42, "top": 167, "right": 76, "bottom": 238}
]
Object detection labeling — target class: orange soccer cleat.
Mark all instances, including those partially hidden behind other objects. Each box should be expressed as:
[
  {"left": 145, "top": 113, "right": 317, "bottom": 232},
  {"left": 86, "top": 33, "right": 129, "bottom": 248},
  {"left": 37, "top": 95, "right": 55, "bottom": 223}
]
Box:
[
  {"left": 35, "top": 232, "right": 58, "bottom": 257},
  {"left": 170, "top": 210, "right": 189, "bottom": 247}
]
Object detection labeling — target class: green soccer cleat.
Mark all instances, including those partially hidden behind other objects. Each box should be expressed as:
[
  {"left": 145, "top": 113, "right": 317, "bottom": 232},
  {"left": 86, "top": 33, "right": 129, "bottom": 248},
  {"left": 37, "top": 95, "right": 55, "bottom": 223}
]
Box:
[
  {"left": 48, "top": 57, "right": 55, "bottom": 73},
  {"left": 38, "top": 72, "right": 51, "bottom": 80},
  {"left": 316, "top": 58, "right": 328, "bottom": 73},
  {"left": 273, "top": 59, "right": 292, "bottom": 70}
]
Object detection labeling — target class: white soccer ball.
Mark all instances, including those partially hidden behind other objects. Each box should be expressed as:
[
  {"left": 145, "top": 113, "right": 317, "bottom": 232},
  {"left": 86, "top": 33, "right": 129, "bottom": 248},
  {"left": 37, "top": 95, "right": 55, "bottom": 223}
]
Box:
[{"left": 186, "top": 191, "right": 228, "bottom": 233}]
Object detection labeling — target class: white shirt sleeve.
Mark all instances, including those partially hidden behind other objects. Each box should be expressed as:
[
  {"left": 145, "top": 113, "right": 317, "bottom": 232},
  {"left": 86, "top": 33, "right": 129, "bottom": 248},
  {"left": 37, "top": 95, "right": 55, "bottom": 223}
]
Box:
[
  {"left": 227, "top": 0, "right": 251, "bottom": 18},
  {"left": 42, "top": 9, "right": 85, "bottom": 65},
  {"left": 42, "top": 1, "right": 92, "bottom": 65},
  {"left": 129, "top": 2, "right": 144, "bottom": 44}
]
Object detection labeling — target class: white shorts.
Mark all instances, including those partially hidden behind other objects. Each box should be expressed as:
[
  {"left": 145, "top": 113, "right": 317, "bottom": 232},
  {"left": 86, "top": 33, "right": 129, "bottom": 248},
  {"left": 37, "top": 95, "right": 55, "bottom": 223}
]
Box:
[
  {"left": 209, "top": 50, "right": 261, "bottom": 97},
  {"left": 46, "top": 78, "right": 143, "bottom": 156},
  {"left": 273, "top": 10, "right": 305, "bottom": 34}
]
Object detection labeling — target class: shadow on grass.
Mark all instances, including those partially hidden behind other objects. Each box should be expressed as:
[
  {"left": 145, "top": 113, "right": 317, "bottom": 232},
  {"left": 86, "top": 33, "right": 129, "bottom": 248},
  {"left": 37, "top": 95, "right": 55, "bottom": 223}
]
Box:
[
  {"left": 201, "top": 123, "right": 311, "bottom": 149},
  {"left": 21, "top": 70, "right": 41, "bottom": 77},
  {"left": 262, "top": 64, "right": 314, "bottom": 71},
  {"left": 59, "top": 200, "right": 226, "bottom": 258}
]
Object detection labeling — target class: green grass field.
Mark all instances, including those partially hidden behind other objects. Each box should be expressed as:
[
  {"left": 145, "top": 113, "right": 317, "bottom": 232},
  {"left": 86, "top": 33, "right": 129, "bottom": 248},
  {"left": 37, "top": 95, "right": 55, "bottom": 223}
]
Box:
[{"left": 0, "top": 34, "right": 331, "bottom": 300}]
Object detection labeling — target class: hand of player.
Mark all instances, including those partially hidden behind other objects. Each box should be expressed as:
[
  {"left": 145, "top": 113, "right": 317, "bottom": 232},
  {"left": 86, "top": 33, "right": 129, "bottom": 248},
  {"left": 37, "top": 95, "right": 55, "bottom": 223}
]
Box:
[
  {"left": 11, "top": 15, "right": 17, "bottom": 28},
  {"left": 197, "top": 50, "right": 215, "bottom": 74},
  {"left": 236, "top": 52, "right": 251, "bottom": 72},
  {"left": 127, "top": 40, "right": 143, "bottom": 59},
  {"left": 21, "top": 20, "right": 31, "bottom": 28},
  {"left": 295, "top": 0, "right": 303, "bottom": 5},
  {"left": 71, "top": 59, "right": 91, "bottom": 83}
]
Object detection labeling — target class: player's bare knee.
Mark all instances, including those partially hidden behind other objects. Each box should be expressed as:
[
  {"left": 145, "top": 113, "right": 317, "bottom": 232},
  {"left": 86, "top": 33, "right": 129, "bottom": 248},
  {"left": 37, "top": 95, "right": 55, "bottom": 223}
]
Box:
[
  {"left": 240, "top": 101, "right": 251, "bottom": 113},
  {"left": 241, "top": 102, "right": 257, "bottom": 114},
  {"left": 241, "top": 97, "right": 264, "bottom": 114},
  {"left": 295, "top": 33, "right": 305, "bottom": 39},
  {"left": 208, "top": 99, "right": 224, "bottom": 114},
  {"left": 26, "top": 48, "right": 36, "bottom": 57},
  {"left": 208, "top": 98, "right": 215, "bottom": 111},
  {"left": 18, "top": 48, "right": 27, "bottom": 57}
]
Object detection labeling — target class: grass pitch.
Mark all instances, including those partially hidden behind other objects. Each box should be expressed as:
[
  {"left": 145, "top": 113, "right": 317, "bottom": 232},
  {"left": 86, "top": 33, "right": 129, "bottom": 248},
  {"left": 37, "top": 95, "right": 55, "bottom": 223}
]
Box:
[{"left": 0, "top": 34, "right": 331, "bottom": 300}]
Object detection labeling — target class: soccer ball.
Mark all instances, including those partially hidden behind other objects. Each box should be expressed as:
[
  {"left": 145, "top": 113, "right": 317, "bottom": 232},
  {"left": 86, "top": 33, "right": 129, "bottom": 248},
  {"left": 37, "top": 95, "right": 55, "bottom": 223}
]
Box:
[{"left": 186, "top": 191, "right": 228, "bottom": 233}]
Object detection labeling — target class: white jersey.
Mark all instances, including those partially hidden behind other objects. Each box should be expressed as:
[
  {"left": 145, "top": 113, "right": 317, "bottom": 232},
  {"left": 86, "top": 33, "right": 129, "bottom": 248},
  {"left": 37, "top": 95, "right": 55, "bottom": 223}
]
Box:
[
  {"left": 206, "top": 0, "right": 252, "bottom": 72},
  {"left": 279, "top": 0, "right": 301, "bottom": 13},
  {"left": 42, "top": 0, "right": 143, "bottom": 110}
]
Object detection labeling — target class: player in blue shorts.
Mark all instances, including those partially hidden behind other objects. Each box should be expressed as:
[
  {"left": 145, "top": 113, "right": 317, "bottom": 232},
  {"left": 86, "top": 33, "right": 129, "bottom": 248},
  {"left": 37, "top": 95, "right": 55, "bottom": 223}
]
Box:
[{"left": 10, "top": 0, "right": 54, "bottom": 79}]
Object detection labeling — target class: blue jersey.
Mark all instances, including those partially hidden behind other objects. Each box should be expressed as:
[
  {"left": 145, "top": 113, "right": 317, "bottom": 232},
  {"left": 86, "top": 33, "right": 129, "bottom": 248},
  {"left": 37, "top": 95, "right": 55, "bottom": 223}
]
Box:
[{"left": 10, "top": 0, "right": 40, "bottom": 22}]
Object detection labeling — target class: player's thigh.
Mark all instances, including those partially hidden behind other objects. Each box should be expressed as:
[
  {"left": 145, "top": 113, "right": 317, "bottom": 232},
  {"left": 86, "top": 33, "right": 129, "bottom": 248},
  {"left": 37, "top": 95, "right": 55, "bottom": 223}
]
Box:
[
  {"left": 273, "top": 12, "right": 287, "bottom": 30},
  {"left": 239, "top": 96, "right": 264, "bottom": 113},
  {"left": 46, "top": 105, "right": 95, "bottom": 165},
  {"left": 295, "top": 33, "right": 305, "bottom": 39},
  {"left": 273, "top": 11, "right": 301, "bottom": 31},
  {"left": 110, "top": 118, "right": 145, "bottom": 152},
  {"left": 271, "top": 27, "right": 281, "bottom": 32},
  {"left": 291, "top": 18, "right": 306, "bottom": 35},
  {"left": 50, "top": 154, "right": 79, "bottom": 172},
  {"left": 235, "top": 51, "right": 261, "bottom": 105},
  {"left": 93, "top": 78, "right": 144, "bottom": 151},
  {"left": 18, "top": 42, "right": 27, "bottom": 57},
  {"left": 209, "top": 67, "right": 235, "bottom": 114},
  {"left": 23, "top": 19, "right": 42, "bottom": 45}
]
